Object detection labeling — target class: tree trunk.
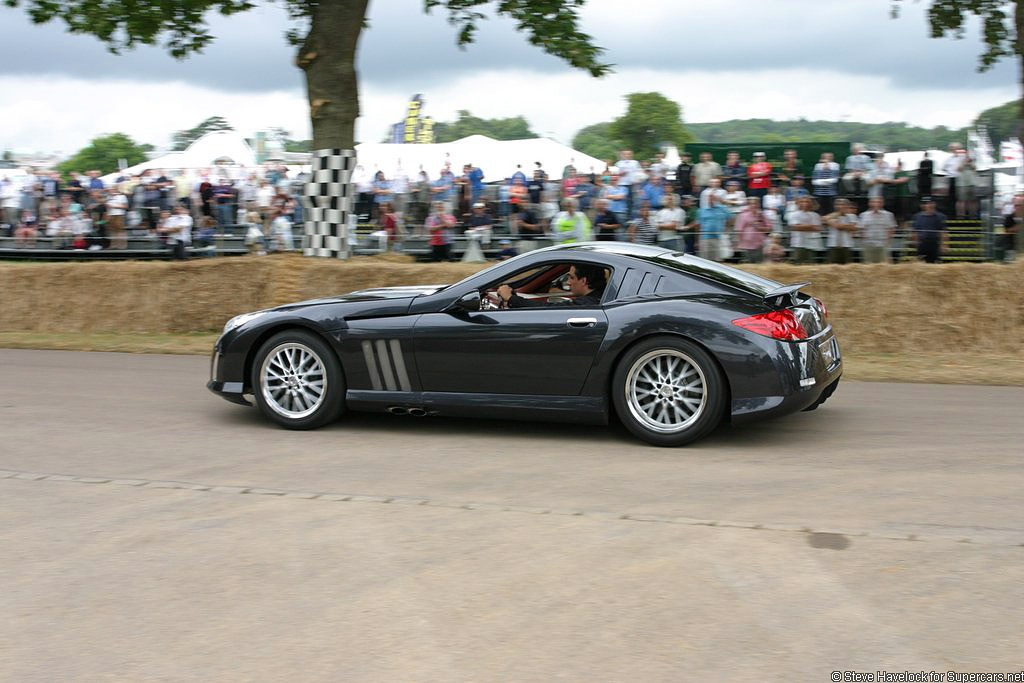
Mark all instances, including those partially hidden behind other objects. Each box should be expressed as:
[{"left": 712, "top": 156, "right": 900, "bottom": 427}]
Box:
[
  {"left": 1017, "top": 0, "right": 1024, "bottom": 148},
  {"left": 300, "top": 0, "right": 369, "bottom": 150},
  {"left": 297, "top": 0, "right": 369, "bottom": 258}
]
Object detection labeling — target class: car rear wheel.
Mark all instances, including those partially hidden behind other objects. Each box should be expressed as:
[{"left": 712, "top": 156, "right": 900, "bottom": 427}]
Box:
[
  {"left": 251, "top": 329, "right": 345, "bottom": 430},
  {"left": 612, "top": 336, "right": 725, "bottom": 447}
]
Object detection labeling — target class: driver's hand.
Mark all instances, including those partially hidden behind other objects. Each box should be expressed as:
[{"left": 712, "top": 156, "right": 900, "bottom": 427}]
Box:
[{"left": 497, "top": 284, "right": 513, "bottom": 301}]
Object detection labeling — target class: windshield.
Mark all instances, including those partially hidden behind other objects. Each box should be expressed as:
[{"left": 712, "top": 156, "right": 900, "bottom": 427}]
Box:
[
  {"left": 435, "top": 249, "right": 540, "bottom": 292},
  {"left": 647, "top": 252, "right": 782, "bottom": 297}
]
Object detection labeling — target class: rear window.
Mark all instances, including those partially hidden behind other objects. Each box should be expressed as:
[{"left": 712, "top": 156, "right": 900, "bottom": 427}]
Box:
[{"left": 644, "top": 253, "right": 782, "bottom": 297}]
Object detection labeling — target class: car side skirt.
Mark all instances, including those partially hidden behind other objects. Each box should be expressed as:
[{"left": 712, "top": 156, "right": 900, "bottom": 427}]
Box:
[{"left": 346, "top": 390, "right": 608, "bottom": 425}]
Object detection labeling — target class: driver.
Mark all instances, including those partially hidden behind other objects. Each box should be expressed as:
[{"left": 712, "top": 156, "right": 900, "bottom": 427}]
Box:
[{"left": 497, "top": 264, "right": 605, "bottom": 308}]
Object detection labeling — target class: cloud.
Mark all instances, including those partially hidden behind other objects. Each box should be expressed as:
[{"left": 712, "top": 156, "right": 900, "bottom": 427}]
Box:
[
  {"left": 0, "top": 0, "right": 1015, "bottom": 154},
  {"left": 0, "top": 0, "right": 1014, "bottom": 93}
]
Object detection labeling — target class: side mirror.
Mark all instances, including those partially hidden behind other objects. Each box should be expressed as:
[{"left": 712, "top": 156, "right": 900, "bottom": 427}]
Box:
[{"left": 452, "top": 291, "right": 481, "bottom": 312}]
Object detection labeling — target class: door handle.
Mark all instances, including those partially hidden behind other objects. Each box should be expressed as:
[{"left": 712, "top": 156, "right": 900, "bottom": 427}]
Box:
[{"left": 567, "top": 317, "right": 597, "bottom": 328}]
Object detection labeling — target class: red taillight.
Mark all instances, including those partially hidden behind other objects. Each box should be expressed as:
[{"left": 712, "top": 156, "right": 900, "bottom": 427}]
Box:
[
  {"left": 733, "top": 310, "right": 808, "bottom": 341},
  {"left": 813, "top": 297, "right": 828, "bottom": 319}
]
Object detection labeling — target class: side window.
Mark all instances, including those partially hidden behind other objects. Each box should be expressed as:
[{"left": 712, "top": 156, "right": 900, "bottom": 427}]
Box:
[
  {"left": 481, "top": 262, "right": 613, "bottom": 309},
  {"left": 655, "top": 272, "right": 729, "bottom": 295}
]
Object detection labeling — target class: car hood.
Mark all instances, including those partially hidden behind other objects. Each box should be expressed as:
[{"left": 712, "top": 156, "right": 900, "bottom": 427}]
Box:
[{"left": 271, "top": 284, "right": 449, "bottom": 310}]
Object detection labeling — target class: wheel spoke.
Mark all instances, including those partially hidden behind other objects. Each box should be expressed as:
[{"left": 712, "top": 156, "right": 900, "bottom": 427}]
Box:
[{"left": 626, "top": 350, "right": 709, "bottom": 434}]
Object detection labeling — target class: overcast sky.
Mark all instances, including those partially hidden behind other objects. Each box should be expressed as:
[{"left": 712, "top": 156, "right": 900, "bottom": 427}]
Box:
[{"left": 0, "top": 0, "right": 1016, "bottom": 155}]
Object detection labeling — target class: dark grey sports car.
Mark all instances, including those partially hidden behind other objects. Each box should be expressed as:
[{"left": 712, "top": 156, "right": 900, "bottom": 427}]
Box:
[{"left": 208, "top": 242, "right": 841, "bottom": 446}]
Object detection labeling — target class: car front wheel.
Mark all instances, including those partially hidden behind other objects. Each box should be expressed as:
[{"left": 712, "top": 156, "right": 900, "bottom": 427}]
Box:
[
  {"left": 612, "top": 336, "right": 725, "bottom": 447},
  {"left": 251, "top": 329, "right": 345, "bottom": 430}
]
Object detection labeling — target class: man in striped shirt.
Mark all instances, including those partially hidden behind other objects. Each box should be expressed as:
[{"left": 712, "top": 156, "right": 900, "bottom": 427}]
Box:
[{"left": 811, "top": 152, "right": 840, "bottom": 215}]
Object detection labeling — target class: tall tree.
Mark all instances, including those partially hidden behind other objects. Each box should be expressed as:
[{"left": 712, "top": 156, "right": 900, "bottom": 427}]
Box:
[
  {"left": 5, "top": 1, "right": 609, "bottom": 152},
  {"left": 973, "top": 99, "right": 1019, "bottom": 146},
  {"left": 894, "top": 0, "right": 1023, "bottom": 138},
  {"left": 571, "top": 122, "right": 624, "bottom": 162},
  {"left": 433, "top": 110, "right": 539, "bottom": 142},
  {"left": 609, "top": 92, "right": 692, "bottom": 160},
  {"left": 56, "top": 133, "right": 151, "bottom": 176},
  {"left": 171, "top": 115, "right": 234, "bottom": 151}
]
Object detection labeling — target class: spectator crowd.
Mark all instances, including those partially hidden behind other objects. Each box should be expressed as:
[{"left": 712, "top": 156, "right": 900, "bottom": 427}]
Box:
[
  {"left": 2, "top": 142, "right": 1018, "bottom": 264},
  {"left": 0, "top": 164, "right": 305, "bottom": 258},
  {"left": 351, "top": 142, "right": 1016, "bottom": 264}
]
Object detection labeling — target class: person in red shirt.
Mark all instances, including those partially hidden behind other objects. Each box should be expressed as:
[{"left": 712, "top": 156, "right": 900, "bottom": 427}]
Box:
[
  {"left": 378, "top": 201, "right": 403, "bottom": 249},
  {"left": 747, "top": 151, "right": 774, "bottom": 200}
]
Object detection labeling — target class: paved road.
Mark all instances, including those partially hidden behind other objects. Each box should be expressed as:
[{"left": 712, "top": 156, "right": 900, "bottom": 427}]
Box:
[{"left": 2, "top": 349, "right": 1023, "bottom": 681}]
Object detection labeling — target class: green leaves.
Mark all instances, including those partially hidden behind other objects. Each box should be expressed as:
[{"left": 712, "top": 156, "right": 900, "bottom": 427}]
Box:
[
  {"left": 427, "top": 0, "right": 611, "bottom": 76},
  {"left": 4, "top": 0, "right": 256, "bottom": 57},
  {"left": 56, "top": 132, "right": 151, "bottom": 176},
  {"left": 171, "top": 116, "right": 234, "bottom": 151},
  {"left": 609, "top": 92, "right": 692, "bottom": 160},
  {"left": 894, "top": 0, "right": 1017, "bottom": 72},
  {"left": 571, "top": 122, "right": 623, "bottom": 162},
  {"left": 432, "top": 110, "right": 539, "bottom": 142}
]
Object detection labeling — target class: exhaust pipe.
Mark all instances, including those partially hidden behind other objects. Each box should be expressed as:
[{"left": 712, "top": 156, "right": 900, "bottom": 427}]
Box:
[
  {"left": 387, "top": 406, "right": 408, "bottom": 416},
  {"left": 407, "top": 408, "right": 427, "bottom": 417}
]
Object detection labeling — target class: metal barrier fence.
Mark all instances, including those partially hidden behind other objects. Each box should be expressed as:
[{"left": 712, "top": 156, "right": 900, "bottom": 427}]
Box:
[{"left": 0, "top": 216, "right": 1009, "bottom": 264}]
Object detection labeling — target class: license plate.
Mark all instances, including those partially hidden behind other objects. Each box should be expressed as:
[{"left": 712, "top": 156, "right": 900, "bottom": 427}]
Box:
[{"left": 819, "top": 337, "right": 839, "bottom": 369}]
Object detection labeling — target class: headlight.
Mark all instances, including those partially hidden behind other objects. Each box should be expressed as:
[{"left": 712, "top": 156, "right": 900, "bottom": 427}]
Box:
[{"left": 223, "top": 310, "right": 267, "bottom": 334}]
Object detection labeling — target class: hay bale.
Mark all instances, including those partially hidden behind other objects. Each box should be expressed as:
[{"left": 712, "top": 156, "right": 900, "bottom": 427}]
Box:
[{"left": 1, "top": 258, "right": 1022, "bottom": 356}]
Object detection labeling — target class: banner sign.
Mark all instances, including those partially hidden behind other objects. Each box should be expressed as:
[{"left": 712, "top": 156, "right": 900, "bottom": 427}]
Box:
[
  {"left": 403, "top": 94, "right": 423, "bottom": 144},
  {"left": 417, "top": 116, "right": 435, "bottom": 144}
]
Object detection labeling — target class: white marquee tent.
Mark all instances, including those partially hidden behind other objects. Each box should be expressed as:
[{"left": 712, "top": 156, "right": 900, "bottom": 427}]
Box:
[
  {"left": 100, "top": 132, "right": 605, "bottom": 187},
  {"left": 99, "top": 131, "right": 258, "bottom": 184},
  {"left": 351, "top": 135, "right": 606, "bottom": 183}
]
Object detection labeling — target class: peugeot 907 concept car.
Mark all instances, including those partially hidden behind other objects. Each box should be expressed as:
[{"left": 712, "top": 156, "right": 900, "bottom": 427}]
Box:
[{"left": 208, "top": 242, "right": 841, "bottom": 446}]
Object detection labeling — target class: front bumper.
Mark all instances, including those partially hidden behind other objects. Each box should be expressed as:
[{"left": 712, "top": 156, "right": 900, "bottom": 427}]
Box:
[{"left": 206, "top": 344, "right": 250, "bottom": 405}]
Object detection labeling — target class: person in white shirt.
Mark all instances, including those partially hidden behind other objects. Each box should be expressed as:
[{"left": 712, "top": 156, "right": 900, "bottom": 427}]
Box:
[
  {"left": 160, "top": 204, "right": 193, "bottom": 260},
  {"left": 270, "top": 209, "right": 294, "bottom": 252},
  {"left": 786, "top": 196, "right": 824, "bottom": 264},
  {"left": 941, "top": 145, "right": 966, "bottom": 214},
  {"left": 858, "top": 196, "right": 897, "bottom": 263},
  {"left": 106, "top": 189, "right": 128, "bottom": 249},
  {"left": 617, "top": 149, "right": 641, "bottom": 215},
  {"left": 655, "top": 193, "right": 685, "bottom": 249},
  {"left": 538, "top": 192, "right": 559, "bottom": 231},
  {"left": 823, "top": 197, "right": 858, "bottom": 264},
  {"left": 1, "top": 176, "right": 20, "bottom": 228},
  {"left": 868, "top": 158, "right": 893, "bottom": 201},
  {"left": 650, "top": 152, "right": 670, "bottom": 180},
  {"left": 390, "top": 166, "right": 409, "bottom": 217},
  {"left": 722, "top": 180, "right": 746, "bottom": 230},
  {"left": 47, "top": 210, "right": 77, "bottom": 248},
  {"left": 762, "top": 185, "right": 786, "bottom": 231},
  {"left": 699, "top": 178, "right": 726, "bottom": 209},
  {"left": 237, "top": 173, "right": 259, "bottom": 212}
]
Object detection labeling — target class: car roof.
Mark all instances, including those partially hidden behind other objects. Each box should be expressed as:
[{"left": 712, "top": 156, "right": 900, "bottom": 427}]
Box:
[
  {"left": 535, "top": 242, "right": 674, "bottom": 258},
  {"left": 534, "top": 242, "right": 783, "bottom": 298}
]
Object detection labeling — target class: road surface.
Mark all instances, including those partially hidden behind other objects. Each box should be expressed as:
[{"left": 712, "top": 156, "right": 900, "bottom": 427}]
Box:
[{"left": 1, "top": 349, "right": 1022, "bottom": 681}]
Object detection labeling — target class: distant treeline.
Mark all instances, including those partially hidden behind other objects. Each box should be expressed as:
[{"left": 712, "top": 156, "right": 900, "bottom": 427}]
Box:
[{"left": 685, "top": 101, "right": 1017, "bottom": 151}]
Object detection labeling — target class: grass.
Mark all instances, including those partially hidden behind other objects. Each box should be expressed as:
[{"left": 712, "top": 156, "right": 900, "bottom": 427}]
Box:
[{"left": 2, "top": 332, "right": 1022, "bottom": 386}]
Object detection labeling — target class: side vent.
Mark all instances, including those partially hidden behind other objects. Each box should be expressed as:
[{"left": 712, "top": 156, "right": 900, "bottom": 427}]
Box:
[{"left": 361, "top": 339, "right": 412, "bottom": 392}]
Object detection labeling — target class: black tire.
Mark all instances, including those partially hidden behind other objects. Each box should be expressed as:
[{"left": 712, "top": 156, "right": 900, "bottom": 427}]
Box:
[
  {"left": 250, "top": 329, "right": 346, "bottom": 430},
  {"left": 611, "top": 335, "right": 726, "bottom": 447}
]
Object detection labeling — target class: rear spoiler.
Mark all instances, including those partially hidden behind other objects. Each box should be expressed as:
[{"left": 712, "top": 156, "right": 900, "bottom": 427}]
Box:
[{"left": 763, "top": 282, "right": 810, "bottom": 309}]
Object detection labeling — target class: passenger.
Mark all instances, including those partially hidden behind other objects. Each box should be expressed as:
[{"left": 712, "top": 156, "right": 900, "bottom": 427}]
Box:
[{"left": 496, "top": 263, "right": 605, "bottom": 308}]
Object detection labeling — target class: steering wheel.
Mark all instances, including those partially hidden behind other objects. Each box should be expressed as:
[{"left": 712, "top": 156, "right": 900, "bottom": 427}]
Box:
[{"left": 483, "top": 291, "right": 503, "bottom": 311}]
